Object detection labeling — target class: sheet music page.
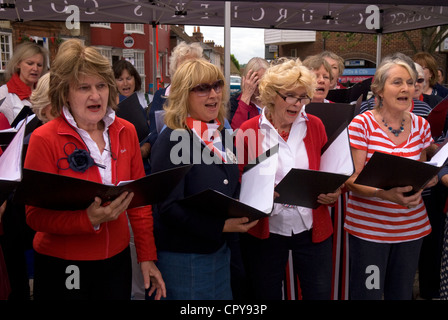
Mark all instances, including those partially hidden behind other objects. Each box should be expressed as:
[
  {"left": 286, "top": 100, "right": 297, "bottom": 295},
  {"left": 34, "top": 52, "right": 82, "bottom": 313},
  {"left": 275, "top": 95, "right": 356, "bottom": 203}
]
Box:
[
  {"left": 239, "top": 152, "right": 278, "bottom": 214},
  {"left": 0, "top": 119, "right": 26, "bottom": 181},
  {"left": 427, "top": 139, "right": 448, "bottom": 167},
  {"left": 320, "top": 128, "right": 354, "bottom": 175}
]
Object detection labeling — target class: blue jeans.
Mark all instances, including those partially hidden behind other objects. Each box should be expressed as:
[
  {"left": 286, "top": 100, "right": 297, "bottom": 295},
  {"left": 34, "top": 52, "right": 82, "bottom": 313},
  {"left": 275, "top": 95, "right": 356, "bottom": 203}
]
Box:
[
  {"left": 349, "top": 234, "right": 423, "bottom": 300},
  {"left": 156, "top": 244, "right": 232, "bottom": 300}
]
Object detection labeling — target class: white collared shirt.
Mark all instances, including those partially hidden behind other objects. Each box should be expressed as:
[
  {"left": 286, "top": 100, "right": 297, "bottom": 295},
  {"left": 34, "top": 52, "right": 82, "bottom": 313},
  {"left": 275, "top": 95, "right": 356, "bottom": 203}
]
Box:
[
  {"left": 259, "top": 107, "right": 313, "bottom": 236},
  {"left": 63, "top": 106, "right": 116, "bottom": 185}
]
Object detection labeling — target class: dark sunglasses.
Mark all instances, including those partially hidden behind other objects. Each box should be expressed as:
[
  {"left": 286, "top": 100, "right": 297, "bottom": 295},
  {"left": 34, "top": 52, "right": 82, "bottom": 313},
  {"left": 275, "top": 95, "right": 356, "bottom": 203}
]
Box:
[
  {"left": 416, "top": 78, "right": 425, "bottom": 83},
  {"left": 191, "top": 80, "right": 224, "bottom": 96}
]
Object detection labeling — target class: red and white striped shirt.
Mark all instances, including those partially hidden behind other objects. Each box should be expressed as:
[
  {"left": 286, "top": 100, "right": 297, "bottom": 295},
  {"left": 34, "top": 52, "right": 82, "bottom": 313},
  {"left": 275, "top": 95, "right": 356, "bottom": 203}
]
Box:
[{"left": 345, "top": 110, "right": 433, "bottom": 243}]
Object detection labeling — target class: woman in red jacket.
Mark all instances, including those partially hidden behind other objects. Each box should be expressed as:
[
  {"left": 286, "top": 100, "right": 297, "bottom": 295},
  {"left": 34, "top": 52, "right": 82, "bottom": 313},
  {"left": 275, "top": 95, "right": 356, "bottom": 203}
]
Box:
[
  {"left": 24, "top": 39, "right": 165, "bottom": 300},
  {"left": 236, "top": 58, "right": 341, "bottom": 300}
]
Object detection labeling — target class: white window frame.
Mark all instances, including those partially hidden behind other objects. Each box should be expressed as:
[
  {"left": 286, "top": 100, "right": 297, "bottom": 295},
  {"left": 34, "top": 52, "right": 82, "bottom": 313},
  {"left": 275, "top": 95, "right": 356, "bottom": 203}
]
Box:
[
  {"left": 133, "top": 50, "right": 146, "bottom": 93},
  {"left": 90, "top": 23, "right": 111, "bottom": 29},
  {"left": 94, "top": 46, "right": 113, "bottom": 65},
  {"left": 124, "top": 24, "right": 145, "bottom": 35},
  {"left": 0, "top": 32, "right": 13, "bottom": 73}
]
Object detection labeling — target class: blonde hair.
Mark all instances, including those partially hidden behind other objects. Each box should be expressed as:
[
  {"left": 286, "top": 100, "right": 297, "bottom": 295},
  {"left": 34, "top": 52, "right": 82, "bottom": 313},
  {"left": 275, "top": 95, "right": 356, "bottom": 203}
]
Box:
[
  {"left": 169, "top": 42, "right": 203, "bottom": 76},
  {"left": 49, "top": 39, "right": 117, "bottom": 117},
  {"left": 30, "top": 73, "right": 55, "bottom": 123},
  {"left": 5, "top": 42, "right": 48, "bottom": 81},
  {"left": 164, "top": 59, "right": 228, "bottom": 130},
  {"left": 258, "top": 58, "right": 316, "bottom": 114}
]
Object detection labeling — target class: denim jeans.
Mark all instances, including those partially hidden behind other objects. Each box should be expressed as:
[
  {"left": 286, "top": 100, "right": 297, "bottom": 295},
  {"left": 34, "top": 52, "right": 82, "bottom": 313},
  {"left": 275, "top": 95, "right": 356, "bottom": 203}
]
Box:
[
  {"left": 348, "top": 234, "right": 423, "bottom": 300},
  {"left": 156, "top": 244, "right": 232, "bottom": 300}
]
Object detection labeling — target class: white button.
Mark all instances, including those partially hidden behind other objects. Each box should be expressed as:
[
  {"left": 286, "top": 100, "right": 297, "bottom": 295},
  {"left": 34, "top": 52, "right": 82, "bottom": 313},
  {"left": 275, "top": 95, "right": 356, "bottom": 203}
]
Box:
[{"left": 223, "top": 179, "right": 229, "bottom": 185}]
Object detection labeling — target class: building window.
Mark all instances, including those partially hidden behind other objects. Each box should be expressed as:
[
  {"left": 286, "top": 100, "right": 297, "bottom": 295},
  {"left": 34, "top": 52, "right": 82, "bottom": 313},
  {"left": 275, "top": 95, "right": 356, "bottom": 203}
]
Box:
[
  {"left": 124, "top": 24, "right": 144, "bottom": 34},
  {"left": 0, "top": 32, "right": 12, "bottom": 72},
  {"left": 291, "top": 48, "right": 298, "bottom": 58},
  {"left": 94, "top": 46, "right": 112, "bottom": 65},
  {"left": 134, "top": 50, "right": 145, "bottom": 92},
  {"left": 90, "top": 23, "right": 111, "bottom": 29}
]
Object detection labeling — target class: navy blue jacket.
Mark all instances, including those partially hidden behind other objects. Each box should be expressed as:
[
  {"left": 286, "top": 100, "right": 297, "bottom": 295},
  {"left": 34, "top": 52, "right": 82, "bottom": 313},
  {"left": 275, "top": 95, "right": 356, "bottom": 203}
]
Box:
[{"left": 150, "top": 126, "right": 239, "bottom": 254}]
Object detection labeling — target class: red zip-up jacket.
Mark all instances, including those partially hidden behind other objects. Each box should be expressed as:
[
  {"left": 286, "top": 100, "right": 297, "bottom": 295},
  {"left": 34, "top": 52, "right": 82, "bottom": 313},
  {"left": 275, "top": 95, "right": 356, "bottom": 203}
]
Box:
[{"left": 24, "top": 113, "right": 157, "bottom": 262}]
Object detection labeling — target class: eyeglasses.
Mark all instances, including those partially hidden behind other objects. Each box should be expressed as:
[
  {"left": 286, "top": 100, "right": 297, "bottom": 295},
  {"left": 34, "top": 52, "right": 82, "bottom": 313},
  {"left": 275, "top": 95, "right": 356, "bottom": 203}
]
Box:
[
  {"left": 416, "top": 78, "right": 425, "bottom": 83},
  {"left": 276, "top": 91, "right": 311, "bottom": 105},
  {"left": 191, "top": 80, "right": 224, "bottom": 96}
]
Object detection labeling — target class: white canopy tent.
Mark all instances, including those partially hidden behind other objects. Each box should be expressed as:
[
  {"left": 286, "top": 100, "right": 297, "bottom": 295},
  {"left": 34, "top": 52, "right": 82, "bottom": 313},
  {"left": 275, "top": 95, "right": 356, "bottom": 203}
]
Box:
[{"left": 1, "top": 0, "right": 448, "bottom": 86}]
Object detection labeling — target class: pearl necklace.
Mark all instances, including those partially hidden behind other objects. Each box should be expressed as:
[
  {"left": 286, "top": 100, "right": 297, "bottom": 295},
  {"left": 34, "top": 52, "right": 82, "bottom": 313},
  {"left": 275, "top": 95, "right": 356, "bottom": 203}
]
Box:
[{"left": 382, "top": 117, "right": 405, "bottom": 137}]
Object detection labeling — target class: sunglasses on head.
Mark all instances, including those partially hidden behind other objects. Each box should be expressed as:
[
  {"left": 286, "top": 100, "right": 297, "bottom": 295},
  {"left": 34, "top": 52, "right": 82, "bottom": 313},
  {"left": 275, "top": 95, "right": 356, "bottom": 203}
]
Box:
[
  {"left": 416, "top": 78, "right": 425, "bottom": 83},
  {"left": 191, "top": 80, "right": 224, "bottom": 96}
]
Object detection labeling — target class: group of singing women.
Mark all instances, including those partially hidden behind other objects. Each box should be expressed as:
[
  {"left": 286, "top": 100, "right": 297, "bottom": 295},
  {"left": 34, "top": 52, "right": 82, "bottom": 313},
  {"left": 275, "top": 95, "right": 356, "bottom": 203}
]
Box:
[{"left": 1, "top": 37, "right": 448, "bottom": 301}]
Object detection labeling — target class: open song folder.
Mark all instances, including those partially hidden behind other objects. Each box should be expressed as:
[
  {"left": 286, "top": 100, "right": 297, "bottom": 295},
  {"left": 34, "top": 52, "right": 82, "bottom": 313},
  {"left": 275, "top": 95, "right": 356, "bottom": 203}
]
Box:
[
  {"left": 274, "top": 124, "right": 354, "bottom": 209},
  {"left": 354, "top": 138, "right": 448, "bottom": 192},
  {"left": 14, "top": 164, "right": 192, "bottom": 210}
]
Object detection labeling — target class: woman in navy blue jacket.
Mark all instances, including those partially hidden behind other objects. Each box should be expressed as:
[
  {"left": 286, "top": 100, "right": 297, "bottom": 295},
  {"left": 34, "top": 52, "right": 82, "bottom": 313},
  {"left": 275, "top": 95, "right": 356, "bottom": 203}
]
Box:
[{"left": 150, "top": 59, "right": 257, "bottom": 300}]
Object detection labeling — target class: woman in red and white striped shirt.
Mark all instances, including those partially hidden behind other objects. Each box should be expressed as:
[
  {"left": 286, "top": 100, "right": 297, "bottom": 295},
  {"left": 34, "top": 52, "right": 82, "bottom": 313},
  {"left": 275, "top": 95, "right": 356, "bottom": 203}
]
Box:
[{"left": 345, "top": 54, "right": 438, "bottom": 300}]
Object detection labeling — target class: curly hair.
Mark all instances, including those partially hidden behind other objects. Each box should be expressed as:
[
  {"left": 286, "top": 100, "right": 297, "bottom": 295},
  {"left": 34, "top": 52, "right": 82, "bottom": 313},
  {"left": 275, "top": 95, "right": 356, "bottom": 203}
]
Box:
[{"left": 258, "top": 58, "right": 316, "bottom": 114}]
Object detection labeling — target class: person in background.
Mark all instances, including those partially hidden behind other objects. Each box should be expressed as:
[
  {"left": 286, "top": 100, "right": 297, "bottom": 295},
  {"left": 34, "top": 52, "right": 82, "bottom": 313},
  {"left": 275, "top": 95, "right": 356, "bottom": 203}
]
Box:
[
  {"left": 229, "top": 57, "right": 269, "bottom": 129},
  {"left": 150, "top": 58, "right": 257, "bottom": 300},
  {"left": 147, "top": 42, "right": 204, "bottom": 153},
  {"left": 302, "top": 55, "right": 333, "bottom": 103},
  {"left": 0, "top": 42, "right": 48, "bottom": 125},
  {"left": 345, "top": 54, "right": 437, "bottom": 300},
  {"left": 319, "top": 51, "right": 345, "bottom": 90},
  {"left": 113, "top": 59, "right": 151, "bottom": 175},
  {"left": 0, "top": 42, "right": 48, "bottom": 300},
  {"left": 24, "top": 39, "right": 165, "bottom": 300},
  {"left": 438, "top": 68, "right": 445, "bottom": 86},
  {"left": 236, "top": 58, "right": 341, "bottom": 300},
  {"left": 30, "top": 73, "right": 57, "bottom": 125},
  {"left": 414, "top": 63, "right": 443, "bottom": 111},
  {"left": 413, "top": 52, "right": 448, "bottom": 99}
]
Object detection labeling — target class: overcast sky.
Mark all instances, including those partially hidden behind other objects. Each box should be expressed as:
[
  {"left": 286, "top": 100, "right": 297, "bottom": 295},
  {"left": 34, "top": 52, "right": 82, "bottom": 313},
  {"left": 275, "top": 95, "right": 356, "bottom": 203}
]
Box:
[{"left": 184, "top": 25, "right": 265, "bottom": 65}]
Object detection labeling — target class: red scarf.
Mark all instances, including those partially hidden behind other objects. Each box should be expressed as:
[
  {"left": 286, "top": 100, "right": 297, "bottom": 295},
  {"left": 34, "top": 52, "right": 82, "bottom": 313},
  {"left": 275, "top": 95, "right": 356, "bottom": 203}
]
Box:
[
  {"left": 6, "top": 73, "right": 32, "bottom": 100},
  {"left": 186, "top": 117, "right": 227, "bottom": 163}
]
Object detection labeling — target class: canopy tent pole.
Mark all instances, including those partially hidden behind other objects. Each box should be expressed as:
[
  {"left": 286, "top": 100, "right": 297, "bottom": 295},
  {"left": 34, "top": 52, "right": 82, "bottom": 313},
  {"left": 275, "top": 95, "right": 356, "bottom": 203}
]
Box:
[
  {"left": 224, "top": 2, "right": 231, "bottom": 86},
  {"left": 152, "top": 22, "right": 157, "bottom": 93},
  {"left": 376, "top": 33, "right": 382, "bottom": 67}
]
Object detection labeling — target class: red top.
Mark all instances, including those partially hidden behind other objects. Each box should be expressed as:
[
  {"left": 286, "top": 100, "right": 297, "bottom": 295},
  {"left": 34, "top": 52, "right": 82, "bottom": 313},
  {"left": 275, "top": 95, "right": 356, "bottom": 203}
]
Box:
[{"left": 25, "top": 114, "right": 157, "bottom": 262}]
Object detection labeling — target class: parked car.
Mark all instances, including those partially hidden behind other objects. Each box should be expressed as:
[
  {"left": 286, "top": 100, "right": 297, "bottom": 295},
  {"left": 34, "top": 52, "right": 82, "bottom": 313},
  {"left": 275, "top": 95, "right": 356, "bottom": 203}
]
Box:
[{"left": 230, "top": 75, "right": 241, "bottom": 94}]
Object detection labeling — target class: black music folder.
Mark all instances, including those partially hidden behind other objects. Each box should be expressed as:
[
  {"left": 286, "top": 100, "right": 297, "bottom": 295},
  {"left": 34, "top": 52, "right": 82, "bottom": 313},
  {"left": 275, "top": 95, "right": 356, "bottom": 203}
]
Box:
[
  {"left": 178, "top": 189, "right": 269, "bottom": 222},
  {"left": 305, "top": 96, "right": 361, "bottom": 140},
  {"left": 0, "top": 119, "right": 26, "bottom": 198},
  {"left": 116, "top": 92, "right": 151, "bottom": 144},
  {"left": 354, "top": 140, "right": 448, "bottom": 192},
  {"left": 326, "top": 77, "right": 372, "bottom": 103},
  {"left": 13, "top": 164, "right": 192, "bottom": 210},
  {"left": 426, "top": 96, "right": 448, "bottom": 138},
  {"left": 274, "top": 124, "right": 354, "bottom": 209}
]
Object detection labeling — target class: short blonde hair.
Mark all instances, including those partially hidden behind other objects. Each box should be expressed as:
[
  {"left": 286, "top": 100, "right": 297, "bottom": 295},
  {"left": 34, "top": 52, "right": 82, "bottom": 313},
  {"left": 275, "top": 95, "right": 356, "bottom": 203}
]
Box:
[
  {"left": 30, "top": 73, "right": 55, "bottom": 123},
  {"left": 49, "top": 39, "right": 117, "bottom": 117},
  {"left": 164, "top": 59, "right": 228, "bottom": 130},
  {"left": 169, "top": 42, "right": 203, "bottom": 76},
  {"left": 258, "top": 58, "right": 316, "bottom": 114},
  {"left": 5, "top": 42, "right": 48, "bottom": 81}
]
